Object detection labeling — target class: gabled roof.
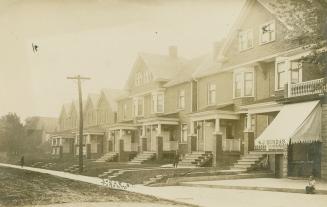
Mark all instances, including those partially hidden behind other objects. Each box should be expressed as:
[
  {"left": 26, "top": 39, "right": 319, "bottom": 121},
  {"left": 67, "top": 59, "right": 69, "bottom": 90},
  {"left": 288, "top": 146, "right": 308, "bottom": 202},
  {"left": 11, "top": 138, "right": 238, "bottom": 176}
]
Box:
[
  {"left": 125, "top": 52, "right": 187, "bottom": 89},
  {"left": 100, "top": 88, "right": 127, "bottom": 111},
  {"left": 258, "top": 0, "right": 318, "bottom": 36},
  {"left": 164, "top": 55, "right": 206, "bottom": 87},
  {"left": 85, "top": 93, "right": 100, "bottom": 110},
  {"left": 219, "top": 0, "right": 319, "bottom": 59},
  {"left": 60, "top": 102, "right": 71, "bottom": 118}
]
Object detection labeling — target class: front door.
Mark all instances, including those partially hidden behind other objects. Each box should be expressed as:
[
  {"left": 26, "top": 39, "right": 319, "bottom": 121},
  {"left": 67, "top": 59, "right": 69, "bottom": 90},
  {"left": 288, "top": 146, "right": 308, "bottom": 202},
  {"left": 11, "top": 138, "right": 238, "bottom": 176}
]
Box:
[
  {"left": 108, "top": 141, "right": 113, "bottom": 152},
  {"left": 191, "top": 136, "right": 197, "bottom": 152}
]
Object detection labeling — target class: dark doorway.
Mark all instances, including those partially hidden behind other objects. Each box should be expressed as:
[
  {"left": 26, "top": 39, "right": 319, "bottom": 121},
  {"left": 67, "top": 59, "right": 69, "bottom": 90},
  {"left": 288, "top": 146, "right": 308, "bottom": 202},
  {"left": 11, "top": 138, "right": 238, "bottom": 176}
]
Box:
[
  {"left": 142, "top": 138, "right": 147, "bottom": 151},
  {"left": 191, "top": 136, "right": 197, "bottom": 152}
]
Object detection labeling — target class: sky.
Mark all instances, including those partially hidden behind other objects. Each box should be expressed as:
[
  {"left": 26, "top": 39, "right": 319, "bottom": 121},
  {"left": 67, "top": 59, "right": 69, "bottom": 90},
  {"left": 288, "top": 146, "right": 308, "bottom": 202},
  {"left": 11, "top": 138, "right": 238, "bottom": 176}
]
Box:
[{"left": 0, "top": 0, "right": 244, "bottom": 121}]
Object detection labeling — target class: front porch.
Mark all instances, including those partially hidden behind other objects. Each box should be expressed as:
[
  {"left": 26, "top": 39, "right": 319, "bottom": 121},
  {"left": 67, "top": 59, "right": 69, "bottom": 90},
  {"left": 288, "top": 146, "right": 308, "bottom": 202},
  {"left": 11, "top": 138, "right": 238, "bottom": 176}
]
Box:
[
  {"left": 188, "top": 110, "right": 241, "bottom": 167},
  {"left": 75, "top": 129, "right": 105, "bottom": 159},
  {"left": 50, "top": 133, "right": 75, "bottom": 158},
  {"left": 107, "top": 124, "right": 139, "bottom": 162},
  {"left": 138, "top": 117, "right": 179, "bottom": 159}
]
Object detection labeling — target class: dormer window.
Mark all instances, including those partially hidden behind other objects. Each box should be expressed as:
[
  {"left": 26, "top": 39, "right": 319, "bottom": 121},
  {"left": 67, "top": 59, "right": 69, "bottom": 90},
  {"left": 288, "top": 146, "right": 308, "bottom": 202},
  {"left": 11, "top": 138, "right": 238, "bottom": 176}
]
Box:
[
  {"left": 239, "top": 29, "right": 253, "bottom": 51},
  {"left": 260, "top": 21, "right": 276, "bottom": 44}
]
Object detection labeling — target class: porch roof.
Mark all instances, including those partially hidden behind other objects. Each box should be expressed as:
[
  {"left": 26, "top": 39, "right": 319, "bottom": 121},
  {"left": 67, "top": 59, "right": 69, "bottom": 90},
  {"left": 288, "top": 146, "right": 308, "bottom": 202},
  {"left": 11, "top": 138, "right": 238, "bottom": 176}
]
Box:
[
  {"left": 238, "top": 101, "right": 282, "bottom": 114},
  {"left": 138, "top": 117, "right": 179, "bottom": 125},
  {"left": 109, "top": 123, "right": 138, "bottom": 131},
  {"left": 255, "top": 100, "right": 321, "bottom": 150},
  {"left": 189, "top": 109, "right": 239, "bottom": 121}
]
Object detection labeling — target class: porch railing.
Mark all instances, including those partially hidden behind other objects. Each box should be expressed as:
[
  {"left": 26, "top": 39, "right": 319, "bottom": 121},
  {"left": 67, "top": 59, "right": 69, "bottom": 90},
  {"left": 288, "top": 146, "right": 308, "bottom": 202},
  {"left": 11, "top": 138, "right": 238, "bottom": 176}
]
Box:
[
  {"left": 223, "top": 139, "right": 241, "bottom": 152},
  {"left": 290, "top": 78, "right": 326, "bottom": 97}
]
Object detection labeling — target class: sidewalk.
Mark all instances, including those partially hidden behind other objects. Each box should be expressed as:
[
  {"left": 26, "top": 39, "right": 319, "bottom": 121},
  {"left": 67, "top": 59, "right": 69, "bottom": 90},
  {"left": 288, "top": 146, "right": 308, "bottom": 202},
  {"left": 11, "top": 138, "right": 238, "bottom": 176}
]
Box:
[
  {"left": 180, "top": 178, "right": 327, "bottom": 194},
  {"left": 1, "top": 163, "right": 327, "bottom": 207}
]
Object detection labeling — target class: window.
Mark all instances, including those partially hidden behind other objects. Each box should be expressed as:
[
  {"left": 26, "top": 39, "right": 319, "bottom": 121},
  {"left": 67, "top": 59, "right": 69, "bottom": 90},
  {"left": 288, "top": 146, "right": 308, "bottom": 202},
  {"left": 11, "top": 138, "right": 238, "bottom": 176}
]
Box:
[
  {"left": 244, "top": 115, "right": 256, "bottom": 135},
  {"left": 123, "top": 103, "right": 128, "bottom": 120},
  {"left": 276, "top": 61, "right": 286, "bottom": 89},
  {"left": 133, "top": 97, "right": 144, "bottom": 117},
  {"left": 239, "top": 29, "right": 253, "bottom": 51},
  {"left": 178, "top": 89, "right": 185, "bottom": 109},
  {"left": 151, "top": 92, "right": 164, "bottom": 113},
  {"left": 290, "top": 61, "right": 301, "bottom": 84},
  {"left": 244, "top": 72, "right": 253, "bottom": 96},
  {"left": 207, "top": 83, "right": 216, "bottom": 105},
  {"left": 137, "top": 98, "right": 143, "bottom": 116},
  {"left": 260, "top": 21, "right": 276, "bottom": 44},
  {"left": 233, "top": 69, "right": 254, "bottom": 98},
  {"left": 234, "top": 73, "right": 242, "bottom": 98},
  {"left": 135, "top": 71, "right": 153, "bottom": 86}
]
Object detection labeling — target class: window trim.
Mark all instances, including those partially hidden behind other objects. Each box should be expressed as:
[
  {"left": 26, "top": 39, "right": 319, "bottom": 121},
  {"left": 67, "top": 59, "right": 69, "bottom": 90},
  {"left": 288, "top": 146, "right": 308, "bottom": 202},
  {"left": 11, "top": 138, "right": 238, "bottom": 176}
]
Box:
[
  {"left": 274, "top": 57, "right": 303, "bottom": 91},
  {"left": 238, "top": 29, "right": 254, "bottom": 51},
  {"left": 178, "top": 89, "right": 185, "bottom": 110},
  {"left": 207, "top": 83, "right": 216, "bottom": 106},
  {"left": 259, "top": 20, "right": 276, "bottom": 45},
  {"left": 233, "top": 68, "right": 255, "bottom": 99},
  {"left": 151, "top": 91, "right": 165, "bottom": 114},
  {"left": 133, "top": 97, "right": 144, "bottom": 117}
]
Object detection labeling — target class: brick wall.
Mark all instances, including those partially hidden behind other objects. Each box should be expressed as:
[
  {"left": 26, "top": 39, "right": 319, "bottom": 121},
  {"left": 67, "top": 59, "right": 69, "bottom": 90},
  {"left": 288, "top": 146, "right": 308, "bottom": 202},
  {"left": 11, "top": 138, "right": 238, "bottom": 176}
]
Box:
[{"left": 321, "top": 104, "right": 327, "bottom": 179}]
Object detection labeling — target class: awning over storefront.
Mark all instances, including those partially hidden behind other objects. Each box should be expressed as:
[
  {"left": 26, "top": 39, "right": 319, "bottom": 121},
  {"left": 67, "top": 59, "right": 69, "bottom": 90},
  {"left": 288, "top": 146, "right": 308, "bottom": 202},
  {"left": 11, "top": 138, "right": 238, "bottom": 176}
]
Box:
[{"left": 255, "top": 100, "right": 321, "bottom": 150}]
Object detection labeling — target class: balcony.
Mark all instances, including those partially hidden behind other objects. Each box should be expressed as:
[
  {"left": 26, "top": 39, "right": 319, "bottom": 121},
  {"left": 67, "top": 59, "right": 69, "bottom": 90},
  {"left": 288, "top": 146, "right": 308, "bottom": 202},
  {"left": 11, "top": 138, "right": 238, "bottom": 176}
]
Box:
[
  {"left": 288, "top": 78, "right": 326, "bottom": 98},
  {"left": 223, "top": 138, "right": 241, "bottom": 152}
]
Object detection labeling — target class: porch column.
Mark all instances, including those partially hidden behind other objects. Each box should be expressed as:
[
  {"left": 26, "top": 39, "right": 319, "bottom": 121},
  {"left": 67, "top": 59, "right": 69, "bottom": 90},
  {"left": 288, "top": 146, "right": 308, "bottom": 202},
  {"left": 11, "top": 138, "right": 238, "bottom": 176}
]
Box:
[
  {"left": 156, "top": 123, "right": 163, "bottom": 159},
  {"left": 213, "top": 117, "right": 223, "bottom": 167},
  {"left": 86, "top": 134, "right": 91, "bottom": 159},
  {"left": 142, "top": 125, "right": 146, "bottom": 137},
  {"left": 286, "top": 60, "right": 292, "bottom": 97},
  {"left": 243, "top": 113, "right": 255, "bottom": 155},
  {"left": 157, "top": 123, "right": 162, "bottom": 136}
]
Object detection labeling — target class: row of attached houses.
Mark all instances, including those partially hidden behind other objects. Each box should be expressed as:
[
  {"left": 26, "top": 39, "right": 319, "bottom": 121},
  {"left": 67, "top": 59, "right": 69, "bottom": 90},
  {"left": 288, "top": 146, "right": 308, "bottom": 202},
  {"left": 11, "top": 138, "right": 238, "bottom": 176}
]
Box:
[{"left": 51, "top": 0, "right": 327, "bottom": 179}]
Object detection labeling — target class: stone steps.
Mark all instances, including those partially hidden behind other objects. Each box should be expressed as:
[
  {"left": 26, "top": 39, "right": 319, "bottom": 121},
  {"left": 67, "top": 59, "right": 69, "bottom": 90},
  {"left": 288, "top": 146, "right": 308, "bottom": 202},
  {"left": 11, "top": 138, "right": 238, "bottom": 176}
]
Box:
[
  {"left": 128, "top": 151, "right": 156, "bottom": 165},
  {"left": 179, "top": 152, "right": 213, "bottom": 167},
  {"left": 95, "top": 152, "right": 118, "bottom": 162}
]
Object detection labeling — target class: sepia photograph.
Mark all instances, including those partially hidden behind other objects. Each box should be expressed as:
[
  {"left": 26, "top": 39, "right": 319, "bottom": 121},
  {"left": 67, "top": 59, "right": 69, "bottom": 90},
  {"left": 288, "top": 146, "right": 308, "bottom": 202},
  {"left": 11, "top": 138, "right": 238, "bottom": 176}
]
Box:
[{"left": 0, "top": 0, "right": 327, "bottom": 206}]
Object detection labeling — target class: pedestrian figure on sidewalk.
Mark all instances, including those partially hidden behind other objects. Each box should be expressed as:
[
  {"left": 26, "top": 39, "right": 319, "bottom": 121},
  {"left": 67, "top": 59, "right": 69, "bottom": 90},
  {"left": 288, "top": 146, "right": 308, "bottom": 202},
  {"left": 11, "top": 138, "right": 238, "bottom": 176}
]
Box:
[
  {"left": 305, "top": 175, "right": 316, "bottom": 194},
  {"left": 20, "top": 156, "right": 24, "bottom": 168},
  {"left": 173, "top": 150, "right": 179, "bottom": 168}
]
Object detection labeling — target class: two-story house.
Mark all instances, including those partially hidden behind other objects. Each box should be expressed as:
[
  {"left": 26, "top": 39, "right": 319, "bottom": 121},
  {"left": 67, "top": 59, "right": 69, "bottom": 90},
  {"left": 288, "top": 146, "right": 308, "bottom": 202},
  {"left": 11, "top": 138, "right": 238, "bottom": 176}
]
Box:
[
  {"left": 51, "top": 101, "right": 78, "bottom": 157},
  {"left": 189, "top": 0, "right": 327, "bottom": 178},
  {"left": 113, "top": 46, "right": 200, "bottom": 162}
]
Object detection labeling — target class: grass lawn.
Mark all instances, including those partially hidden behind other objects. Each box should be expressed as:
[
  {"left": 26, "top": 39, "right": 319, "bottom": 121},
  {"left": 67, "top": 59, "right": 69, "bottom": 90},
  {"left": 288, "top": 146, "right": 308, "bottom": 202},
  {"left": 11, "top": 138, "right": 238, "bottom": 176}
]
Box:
[{"left": 0, "top": 166, "right": 191, "bottom": 207}]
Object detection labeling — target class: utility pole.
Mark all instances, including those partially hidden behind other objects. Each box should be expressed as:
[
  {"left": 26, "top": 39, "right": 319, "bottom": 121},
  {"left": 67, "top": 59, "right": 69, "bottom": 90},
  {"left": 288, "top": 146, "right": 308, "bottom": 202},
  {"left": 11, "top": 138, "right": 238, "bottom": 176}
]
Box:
[{"left": 67, "top": 75, "right": 91, "bottom": 173}]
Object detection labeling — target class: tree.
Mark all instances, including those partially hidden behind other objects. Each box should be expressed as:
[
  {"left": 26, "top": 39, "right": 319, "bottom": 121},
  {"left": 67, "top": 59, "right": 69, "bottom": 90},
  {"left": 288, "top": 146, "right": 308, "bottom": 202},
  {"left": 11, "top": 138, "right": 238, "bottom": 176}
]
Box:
[
  {"left": 270, "top": 0, "right": 327, "bottom": 74},
  {"left": 0, "top": 113, "right": 25, "bottom": 155}
]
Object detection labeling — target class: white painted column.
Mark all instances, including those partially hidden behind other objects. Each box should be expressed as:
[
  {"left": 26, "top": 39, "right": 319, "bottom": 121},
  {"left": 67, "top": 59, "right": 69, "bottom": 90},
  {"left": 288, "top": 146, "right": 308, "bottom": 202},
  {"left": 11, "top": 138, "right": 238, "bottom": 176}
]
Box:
[
  {"left": 190, "top": 120, "right": 195, "bottom": 135},
  {"left": 245, "top": 113, "right": 253, "bottom": 132},
  {"left": 119, "top": 129, "right": 123, "bottom": 139},
  {"left": 287, "top": 61, "right": 292, "bottom": 97},
  {"left": 142, "top": 125, "right": 146, "bottom": 137},
  {"left": 203, "top": 120, "right": 206, "bottom": 151},
  {"left": 214, "top": 117, "right": 221, "bottom": 134},
  {"left": 157, "top": 123, "right": 162, "bottom": 136}
]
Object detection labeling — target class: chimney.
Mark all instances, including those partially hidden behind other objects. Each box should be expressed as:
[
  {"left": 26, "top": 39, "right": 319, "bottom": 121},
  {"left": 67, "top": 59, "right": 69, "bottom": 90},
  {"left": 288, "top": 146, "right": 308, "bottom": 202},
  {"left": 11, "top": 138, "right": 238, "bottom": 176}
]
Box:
[
  {"left": 169, "top": 45, "right": 178, "bottom": 58},
  {"left": 212, "top": 41, "right": 221, "bottom": 60}
]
